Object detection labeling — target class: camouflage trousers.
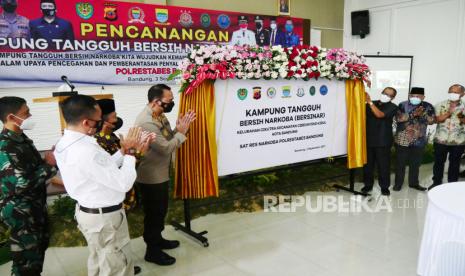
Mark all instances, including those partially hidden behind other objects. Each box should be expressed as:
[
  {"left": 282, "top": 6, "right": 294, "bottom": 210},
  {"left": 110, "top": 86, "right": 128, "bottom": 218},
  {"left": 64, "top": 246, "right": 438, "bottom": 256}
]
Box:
[{"left": 1, "top": 201, "right": 49, "bottom": 276}]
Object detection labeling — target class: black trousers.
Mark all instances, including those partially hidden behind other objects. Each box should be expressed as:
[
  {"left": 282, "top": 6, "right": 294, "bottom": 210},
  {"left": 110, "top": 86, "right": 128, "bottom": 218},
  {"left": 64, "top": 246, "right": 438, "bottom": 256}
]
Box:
[
  {"left": 394, "top": 145, "right": 425, "bottom": 188},
  {"left": 138, "top": 181, "right": 169, "bottom": 249},
  {"left": 432, "top": 143, "right": 465, "bottom": 185},
  {"left": 363, "top": 146, "right": 391, "bottom": 190}
]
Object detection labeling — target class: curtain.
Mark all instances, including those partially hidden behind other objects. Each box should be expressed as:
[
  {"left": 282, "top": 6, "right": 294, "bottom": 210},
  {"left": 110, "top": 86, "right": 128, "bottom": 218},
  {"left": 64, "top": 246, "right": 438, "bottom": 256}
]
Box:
[{"left": 174, "top": 80, "right": 219, "bottom": 199}]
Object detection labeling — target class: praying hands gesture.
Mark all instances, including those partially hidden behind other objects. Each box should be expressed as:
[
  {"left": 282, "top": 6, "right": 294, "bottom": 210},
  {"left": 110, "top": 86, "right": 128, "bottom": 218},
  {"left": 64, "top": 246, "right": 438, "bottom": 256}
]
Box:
[{"left": 176, "top": 110, "right": 196, "bottom": 135}]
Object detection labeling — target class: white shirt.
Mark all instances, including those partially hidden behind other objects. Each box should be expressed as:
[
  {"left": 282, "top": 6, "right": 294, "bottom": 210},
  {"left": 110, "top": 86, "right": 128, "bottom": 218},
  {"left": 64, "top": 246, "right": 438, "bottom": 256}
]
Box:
[
  {"left": 54, "top": 129, "right": 137, "bottom": 208},
  {"left": 230, "top": 29, "right": 257, "bottom": 46}
]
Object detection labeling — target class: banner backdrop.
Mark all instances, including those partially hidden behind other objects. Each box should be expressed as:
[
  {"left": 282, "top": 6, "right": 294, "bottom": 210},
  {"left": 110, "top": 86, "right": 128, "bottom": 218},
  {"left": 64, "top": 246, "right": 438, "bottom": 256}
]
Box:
[
  {"left": 214, "top": 79, "right": 348, "bottom": 176},
  {"left": 0, "top": 0, "right": 306, "bottom": 88}
]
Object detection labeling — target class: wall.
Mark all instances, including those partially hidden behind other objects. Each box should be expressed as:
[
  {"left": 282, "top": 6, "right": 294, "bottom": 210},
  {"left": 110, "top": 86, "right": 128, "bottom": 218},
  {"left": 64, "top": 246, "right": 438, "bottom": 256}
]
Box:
[{"left": 343, "top": 0, "right": 465, "bottom": 105}]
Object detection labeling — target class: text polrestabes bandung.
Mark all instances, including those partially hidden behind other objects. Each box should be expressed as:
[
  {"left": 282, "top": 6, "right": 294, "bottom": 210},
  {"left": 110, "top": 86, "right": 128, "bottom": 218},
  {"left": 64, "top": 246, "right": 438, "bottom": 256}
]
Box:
[{"left": 239, "top": 134, "right": 325, "bottom": 149}]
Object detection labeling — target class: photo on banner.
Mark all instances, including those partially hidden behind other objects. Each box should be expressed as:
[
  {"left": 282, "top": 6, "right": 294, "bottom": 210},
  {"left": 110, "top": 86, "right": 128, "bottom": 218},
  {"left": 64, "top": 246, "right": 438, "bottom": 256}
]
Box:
[{"left": 0, "top": 0, "right": 308, "bottom": 88}]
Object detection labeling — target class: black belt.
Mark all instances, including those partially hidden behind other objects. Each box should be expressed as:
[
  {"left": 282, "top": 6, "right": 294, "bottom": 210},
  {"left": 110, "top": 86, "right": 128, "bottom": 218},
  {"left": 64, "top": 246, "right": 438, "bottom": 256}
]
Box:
[{"left": 79, "top": 203, "right": 122, "bottom": 214}]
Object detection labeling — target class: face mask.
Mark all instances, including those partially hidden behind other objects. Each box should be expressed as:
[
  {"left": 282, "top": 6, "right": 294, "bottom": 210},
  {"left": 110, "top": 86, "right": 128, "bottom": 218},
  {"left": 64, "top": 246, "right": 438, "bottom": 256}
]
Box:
[
  {"left": 2, "top": 3, "right": 17, "bottom": 13},
  {"left": 41, "top": 8, "right": 56, "bottom": 17},
  {"left": 285, "top": 24, "right": 293, "bottom": 33},
  {"left": 113, "top": 117, "right": 123, "bottom": 132},
  {"left": 255, "top": 22, "right": 262, "bottom": 29},
  {"left": 239, "top": 23, "right": 248, "bottom": 30},
  {"left": 161, "top": 101, "right": 175, "bottom": 113},
  {"left": 409, "top": 97, "right": 422, "bottom": 105},
  {"left": 12, "top": 114, "right": 36, "bottom": 130},
  {"left": 270, "top": 23, "right": 277, "bottom": 30},
  {"left": 380, "top": 94, "right": 391, "bottom": 103},
  {"left": 449, "top": 93, "right": 461, "bottom": 102}
]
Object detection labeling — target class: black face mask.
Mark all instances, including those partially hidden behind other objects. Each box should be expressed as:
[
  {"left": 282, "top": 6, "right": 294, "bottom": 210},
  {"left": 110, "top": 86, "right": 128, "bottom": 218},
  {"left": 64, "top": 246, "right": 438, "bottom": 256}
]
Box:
[
  {"left": 41, "top": 8, "right": 56, "bottom": 17},
  {"left": 161, "top": 101, "right": 175, "bottom": 113},
  {"left": 255, "top": 22, "right": 262, "bottom": 29},
  {"left": 113, "top": 117, "right": 123, "bottom": 132},
  {"left": 2, "top": 3, "right": 17, "bottom": 13},
  {"left": 95, "top": 120, "right": 104, "bottom": 131}
]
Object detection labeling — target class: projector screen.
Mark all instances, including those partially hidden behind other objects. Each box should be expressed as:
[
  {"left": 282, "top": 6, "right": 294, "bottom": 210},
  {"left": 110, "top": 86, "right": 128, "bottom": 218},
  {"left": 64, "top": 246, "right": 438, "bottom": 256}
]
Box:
[{"left": 364, "top": 55, "right": 413, "bottom": 104}]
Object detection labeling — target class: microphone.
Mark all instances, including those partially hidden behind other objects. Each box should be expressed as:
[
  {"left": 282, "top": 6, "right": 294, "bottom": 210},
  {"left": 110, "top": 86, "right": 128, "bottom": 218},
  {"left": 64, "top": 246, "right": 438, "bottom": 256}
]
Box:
[{"left": 61, "top": 75, "right": 75, "bottom": 91}]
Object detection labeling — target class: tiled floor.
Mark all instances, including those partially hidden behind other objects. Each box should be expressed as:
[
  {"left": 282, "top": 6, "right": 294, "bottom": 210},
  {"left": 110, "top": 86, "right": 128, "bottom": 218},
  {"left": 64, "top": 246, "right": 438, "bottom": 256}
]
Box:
[{"left": 0, "top": 164, "right": 435, "bottom": 276}]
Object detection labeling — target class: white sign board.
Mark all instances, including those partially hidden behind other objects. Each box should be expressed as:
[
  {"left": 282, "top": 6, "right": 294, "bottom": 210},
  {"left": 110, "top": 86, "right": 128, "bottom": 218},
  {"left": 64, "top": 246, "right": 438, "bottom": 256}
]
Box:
[{"left": 215, "top": 79, "right": 348, "bottom": 176}]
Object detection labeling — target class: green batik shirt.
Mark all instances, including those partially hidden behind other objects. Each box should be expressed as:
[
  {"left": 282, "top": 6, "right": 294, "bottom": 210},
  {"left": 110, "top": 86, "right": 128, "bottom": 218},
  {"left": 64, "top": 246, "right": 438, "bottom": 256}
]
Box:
[
  {"left": 434, "top": 100, "right": 465, "bottom": 145},
  {"left": 0, "top": 129, "right": 56, "bottom": 213}
]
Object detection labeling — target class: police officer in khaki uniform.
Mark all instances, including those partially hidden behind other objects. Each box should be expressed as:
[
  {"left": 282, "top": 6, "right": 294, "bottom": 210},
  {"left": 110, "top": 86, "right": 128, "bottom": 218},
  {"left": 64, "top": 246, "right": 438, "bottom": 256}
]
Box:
[
  {"left": 135, "top": 84, "right": 196, "bottom": 266},
  {"left": 0, "top": 0, "right": 30, "bottom": 38},
  {"left": 254, "top": 15, "right": 269, "bottom": 46}
]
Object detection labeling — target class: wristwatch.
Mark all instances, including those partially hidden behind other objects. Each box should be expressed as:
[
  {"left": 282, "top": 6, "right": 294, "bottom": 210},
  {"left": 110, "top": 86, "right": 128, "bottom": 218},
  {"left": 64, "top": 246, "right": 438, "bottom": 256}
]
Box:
[
  {"left": 126, "top": 148, "right": 136, "bottom": 156},
  {"left": 369, "top": 102, "right": 374, "bottom": 106}
]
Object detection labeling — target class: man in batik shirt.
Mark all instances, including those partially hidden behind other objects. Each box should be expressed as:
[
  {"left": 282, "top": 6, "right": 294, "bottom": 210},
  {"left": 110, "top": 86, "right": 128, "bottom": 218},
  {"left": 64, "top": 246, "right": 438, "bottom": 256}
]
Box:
[
  {"left": 430, "top": 84, "right": 465, "bottom": 189},
  {"left": 394, "top": 87, "right": 435, "bottom": 191},
  {"left": 95, "top": 99, "right": 155, "bottom": 210}
]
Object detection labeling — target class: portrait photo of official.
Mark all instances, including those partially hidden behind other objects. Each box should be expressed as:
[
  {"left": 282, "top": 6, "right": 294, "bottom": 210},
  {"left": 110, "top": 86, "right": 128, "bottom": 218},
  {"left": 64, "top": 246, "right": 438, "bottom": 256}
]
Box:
[
  {"left": 278, "top": 0, "right": 290, "bottom": 16},
  {"left": 0, "top": 0, "right": 30, "bottom": 38},
  {"left": 29, "top": 0, "right": 74, "bottom": 43},
  {"left": 230, "top": 15, "right": 256, "bottom": 46}
]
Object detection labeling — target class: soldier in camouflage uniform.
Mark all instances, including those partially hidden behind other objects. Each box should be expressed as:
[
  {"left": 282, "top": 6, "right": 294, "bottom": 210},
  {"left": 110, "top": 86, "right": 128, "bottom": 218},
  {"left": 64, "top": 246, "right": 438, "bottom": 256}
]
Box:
[
  {"left": 0, "top": 97, "right": 56, "bottom": 276},
  {"left": 0, "top": 0, "right": 30, "bottom": 38}
]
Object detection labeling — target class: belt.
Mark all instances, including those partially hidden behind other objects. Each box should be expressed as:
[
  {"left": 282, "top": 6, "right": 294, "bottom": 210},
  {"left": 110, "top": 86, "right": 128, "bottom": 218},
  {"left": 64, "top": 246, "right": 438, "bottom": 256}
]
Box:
[{"left": 79, "top": 203, "right": 122, "bottom": 214}]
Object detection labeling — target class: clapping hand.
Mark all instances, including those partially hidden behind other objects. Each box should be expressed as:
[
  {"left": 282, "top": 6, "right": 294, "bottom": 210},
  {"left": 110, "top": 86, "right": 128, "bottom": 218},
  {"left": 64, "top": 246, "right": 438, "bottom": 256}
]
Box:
[
  {"left": 120, "top": 127, "right": 142, "bottom": 154},
  {"left": 413, "top": 106, "right": 425, "bottom": 117},
  {"left": 137, "top": 131, "right": 157, "bottom": 155},
  {"left": 176, "top": 110, "right": 196, "bottom": 135}
]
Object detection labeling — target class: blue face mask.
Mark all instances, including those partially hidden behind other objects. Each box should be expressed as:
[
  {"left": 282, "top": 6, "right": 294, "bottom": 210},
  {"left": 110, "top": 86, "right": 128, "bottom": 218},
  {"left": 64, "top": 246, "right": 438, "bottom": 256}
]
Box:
[
  {"left": 285, "top": 24, "right": 293, "bottom": 33},
  {"left": 409, "top": 97, "right": 422, "bottom": 105}
]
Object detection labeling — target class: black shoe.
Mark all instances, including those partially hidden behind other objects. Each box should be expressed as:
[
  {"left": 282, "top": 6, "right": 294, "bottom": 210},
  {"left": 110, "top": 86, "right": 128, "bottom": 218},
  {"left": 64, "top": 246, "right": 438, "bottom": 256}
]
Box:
[
  {"left": 361, "top": 186, "right": 373, "bottom": 193},
  {"left": 145, "top": 249, "right": 176, "bottom": 266},
  {"left": 393, "top": 185, "right": 402, "bottom": 191},
  {"left": 409, "top": 185, "right": 427, "bottom": 192},
  {"left": 159, "top": 238, "right": 180, "bottom": 250},
  {"left": 134, "top": 266, "right": 141, "bottom": 275},
  {"left": 381, "top": 189, "right": 390, "bottom": 196}
]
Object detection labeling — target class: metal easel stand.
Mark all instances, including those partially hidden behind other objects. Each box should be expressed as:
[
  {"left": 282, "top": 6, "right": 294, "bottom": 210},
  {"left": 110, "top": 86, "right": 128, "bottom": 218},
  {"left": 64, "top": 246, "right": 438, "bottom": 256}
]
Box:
[
  {"left": 333, "top": 168, "right": 370, "bottom": 196},
  {"left": 171, "top": 199, "right": 209, "bottom": 247}
]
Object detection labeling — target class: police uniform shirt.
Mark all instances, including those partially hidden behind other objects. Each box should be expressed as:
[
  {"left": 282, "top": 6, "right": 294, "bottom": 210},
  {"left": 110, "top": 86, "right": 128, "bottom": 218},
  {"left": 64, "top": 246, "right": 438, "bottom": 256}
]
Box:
[
  {"left": 0, "top": 13, "right": 30, "bottom": 38},
  {"left": 54, "top": 129, "right": 136, "bottom": 208},
  {"left": 255, "top": 28, "right": 270, "bottom": 46},
  {"left": 29, "top": 17, "right": 74, "bottom": 43},
  {"left": 230, "top": 29, "right": 257, "bottom": 46}
]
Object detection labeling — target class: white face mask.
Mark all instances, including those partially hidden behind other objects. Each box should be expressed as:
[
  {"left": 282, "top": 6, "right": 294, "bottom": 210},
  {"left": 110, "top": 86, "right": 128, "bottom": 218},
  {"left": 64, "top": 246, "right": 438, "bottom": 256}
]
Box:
[
  {"left": 380, "top": 94, "right": 391, "bottom": 103},
  {"left": 12, "top": 114, "right": 36, "bottom": 130},
  {"left": 449, "top": 93, "right": 461, "bottom": 102},
  {"left": 270, "top": 23, "right": 277, "bottom": 30}
]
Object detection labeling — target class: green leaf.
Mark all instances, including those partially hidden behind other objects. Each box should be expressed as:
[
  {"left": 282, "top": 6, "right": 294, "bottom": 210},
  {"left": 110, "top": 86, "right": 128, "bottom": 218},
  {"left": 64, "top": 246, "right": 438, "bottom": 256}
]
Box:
[{"left": 167, "top": 69, "right": 182, "bottom": 81}]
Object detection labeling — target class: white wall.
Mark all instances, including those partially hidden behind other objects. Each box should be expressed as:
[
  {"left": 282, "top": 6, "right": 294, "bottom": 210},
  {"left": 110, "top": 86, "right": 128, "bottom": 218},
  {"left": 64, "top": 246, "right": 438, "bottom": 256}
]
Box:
[
  {"left": 344, "top": 0, "right": 465, "bottom": 105},
  {"left": 0, "top": 85, "right": 181, "bottom": 151}
]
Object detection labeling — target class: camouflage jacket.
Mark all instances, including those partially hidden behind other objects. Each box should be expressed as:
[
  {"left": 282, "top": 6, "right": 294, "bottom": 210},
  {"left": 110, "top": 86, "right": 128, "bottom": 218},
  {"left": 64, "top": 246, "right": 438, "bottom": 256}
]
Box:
[{"left": 0, "top": 129, "right": 56, "bottom": 210}]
